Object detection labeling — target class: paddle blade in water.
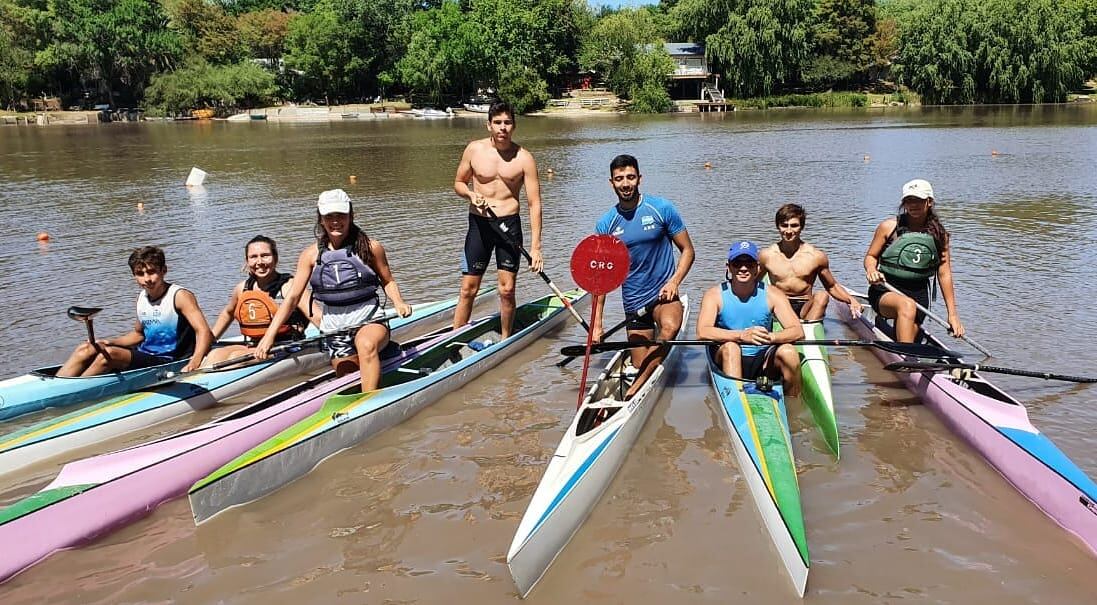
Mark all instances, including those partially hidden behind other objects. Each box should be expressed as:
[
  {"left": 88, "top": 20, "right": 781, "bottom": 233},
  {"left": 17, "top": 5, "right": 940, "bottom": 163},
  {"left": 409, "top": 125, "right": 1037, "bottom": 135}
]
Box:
[{"left": 570, "top": 234, "right": 629, "bottom": 295}]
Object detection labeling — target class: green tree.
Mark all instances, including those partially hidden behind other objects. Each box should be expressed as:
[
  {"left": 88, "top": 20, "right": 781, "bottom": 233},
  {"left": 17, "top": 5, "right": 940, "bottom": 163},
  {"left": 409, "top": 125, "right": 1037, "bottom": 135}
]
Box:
[
  {"left": 670, "top": 0, "right": 814, "bottom": 97},
  {"left": 283, "top": 0, "right": 415, "bottom": 102},
  {"left": 144, "top": 58, "right": 277, "bottom": 114},
  {"left": 497, "top": 62, "right": 549, "bottom": 113},
  {"left": 396, "top": 1, "right": 485, "bottom": 102},
  {"left": 237, "top": 8, "right": 291, "bottom": 64},
  {"left": 805, "top": 0, "right": 877, "bottom": 88},
  {"left": 36, "top": 0, "right": 182, "bottom": 106},
  {"left": 578, "top": 8, "right": 663, "bottom": 96},
  {"left": 627, "top": 44, "right": 674, "bottom": 112},
  {"left": 470, "top": 0, "right": 587, "bottom": 86},
  {"left": 0, "top": 0, "right": 37, "bottom": 108},
  {"left": 164, "top": 0, "right": 245, "bottom": 64},
  {"left": 894, "top": 0, "right": 1091, "bottom": 103}
]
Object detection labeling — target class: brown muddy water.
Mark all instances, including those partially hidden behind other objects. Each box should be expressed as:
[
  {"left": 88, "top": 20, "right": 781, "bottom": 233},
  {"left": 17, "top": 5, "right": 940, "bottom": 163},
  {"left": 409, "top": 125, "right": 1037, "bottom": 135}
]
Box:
[{"left": 1, "top": 105, "right": 1096, "bottom": 603}]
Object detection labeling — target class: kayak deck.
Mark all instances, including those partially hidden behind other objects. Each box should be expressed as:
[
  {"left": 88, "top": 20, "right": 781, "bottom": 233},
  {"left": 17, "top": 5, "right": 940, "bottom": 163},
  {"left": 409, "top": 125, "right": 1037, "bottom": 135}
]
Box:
[
  {"left": 707, "top": 348, "right": 809, "bottom": 596},
  {"left": 189, "top": 291, "right": 587, "bottom": 524},
  {"left": 838, "top": 300, "right": 1097, "bottom": 557},
  {"left": 507, "top": 296, "right": 690, "bottom": 597}
]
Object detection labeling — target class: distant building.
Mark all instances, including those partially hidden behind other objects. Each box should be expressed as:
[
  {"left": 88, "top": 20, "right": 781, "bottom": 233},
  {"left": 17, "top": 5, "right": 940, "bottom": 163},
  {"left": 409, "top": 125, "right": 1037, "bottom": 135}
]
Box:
[{"left": 663, "top": 42, "right": 723, "bottom": 103}]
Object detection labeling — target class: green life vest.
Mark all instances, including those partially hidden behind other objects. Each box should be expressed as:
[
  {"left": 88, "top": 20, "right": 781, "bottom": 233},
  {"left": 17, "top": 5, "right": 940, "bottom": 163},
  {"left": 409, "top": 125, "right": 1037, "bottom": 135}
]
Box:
[{"left": 880, "top": 231, "right": 939, "bottom": 282}]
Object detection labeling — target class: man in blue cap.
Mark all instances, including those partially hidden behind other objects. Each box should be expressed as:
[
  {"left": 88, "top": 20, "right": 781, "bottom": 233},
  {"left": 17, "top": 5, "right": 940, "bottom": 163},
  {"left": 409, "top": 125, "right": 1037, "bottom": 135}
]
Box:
[{"left": 696, "top": 240, "right": 803, "bottom": 394}]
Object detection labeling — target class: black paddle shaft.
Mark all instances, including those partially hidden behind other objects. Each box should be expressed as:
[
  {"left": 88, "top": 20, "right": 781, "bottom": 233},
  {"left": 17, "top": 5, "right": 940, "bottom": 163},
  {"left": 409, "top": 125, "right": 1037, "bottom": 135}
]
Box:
[
  {"left": 482, "top": 206, "right": 591, "bottom": 332},
  {"left": 560, "top": 338, "right": 958, "bottom": 358},
  {"left": 884, "top": 361, "right": 1097, "bottom": 383}
]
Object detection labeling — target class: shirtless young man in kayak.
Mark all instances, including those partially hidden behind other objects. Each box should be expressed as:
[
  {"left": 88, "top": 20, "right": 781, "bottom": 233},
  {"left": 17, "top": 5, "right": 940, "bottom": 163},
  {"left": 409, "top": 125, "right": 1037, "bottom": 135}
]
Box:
[
  {"left": 452, "top": 100, "right": 543, "bottom": 338},
  {"left": 758, "top": 203, "right": 863, "bottom": 321}
]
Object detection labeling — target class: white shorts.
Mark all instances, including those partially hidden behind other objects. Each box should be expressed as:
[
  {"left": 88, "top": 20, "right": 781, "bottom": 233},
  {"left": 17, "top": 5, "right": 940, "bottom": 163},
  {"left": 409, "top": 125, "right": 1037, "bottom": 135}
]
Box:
[{"left": 319, "top": 300, "right": 382, "bottom": 359}]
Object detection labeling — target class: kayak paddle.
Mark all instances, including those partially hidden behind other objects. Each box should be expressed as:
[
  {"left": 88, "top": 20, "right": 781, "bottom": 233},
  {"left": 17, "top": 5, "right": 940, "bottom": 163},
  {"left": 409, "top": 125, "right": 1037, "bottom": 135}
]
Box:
[
  {"left": 560, "top": 338, "right": 960, "bottom": 359},
  {"left": 483, "top": 206, "right": 589, "bottom": 331},
  {"left": 883, "top": 361, "right": 1097, "bottom": 383}
]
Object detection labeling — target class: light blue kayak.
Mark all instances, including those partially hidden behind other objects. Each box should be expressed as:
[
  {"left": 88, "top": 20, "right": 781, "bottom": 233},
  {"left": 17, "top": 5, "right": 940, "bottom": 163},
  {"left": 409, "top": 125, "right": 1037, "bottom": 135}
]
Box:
[
  {"left": 0, "top": 358, "right": 188, "bottom": 422},
  {"left": 0, "top": 293, "right": 474, "bottom": 477}
]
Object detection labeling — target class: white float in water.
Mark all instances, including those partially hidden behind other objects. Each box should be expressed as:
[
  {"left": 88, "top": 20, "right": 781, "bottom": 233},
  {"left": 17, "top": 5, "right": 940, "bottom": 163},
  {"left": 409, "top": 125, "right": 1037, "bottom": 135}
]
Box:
[{"left": 185, "top": 167, "right": 207, "bottom": 188}]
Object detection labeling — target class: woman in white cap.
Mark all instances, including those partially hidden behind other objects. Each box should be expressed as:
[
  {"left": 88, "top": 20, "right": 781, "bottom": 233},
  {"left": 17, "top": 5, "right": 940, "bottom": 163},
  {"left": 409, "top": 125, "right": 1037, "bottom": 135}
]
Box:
[
  {"left": 253, "top": 189, "right": 412, "bottom": 392},
  {"left": 863, "top": 178, "right": 964, "bottom": 343}
]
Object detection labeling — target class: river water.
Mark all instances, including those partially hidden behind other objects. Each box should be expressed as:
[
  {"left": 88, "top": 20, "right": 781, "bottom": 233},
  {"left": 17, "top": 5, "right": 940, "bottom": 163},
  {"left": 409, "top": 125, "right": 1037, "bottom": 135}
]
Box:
[{"left": 1, "top": 106, "right": 1096, "bottom": 603}]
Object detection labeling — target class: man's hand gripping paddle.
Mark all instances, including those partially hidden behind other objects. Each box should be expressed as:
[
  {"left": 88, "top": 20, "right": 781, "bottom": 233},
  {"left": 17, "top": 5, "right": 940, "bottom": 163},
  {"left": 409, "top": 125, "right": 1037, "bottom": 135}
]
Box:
[{"left": 569, "top": 234, "right": 629, "bottom": 409}]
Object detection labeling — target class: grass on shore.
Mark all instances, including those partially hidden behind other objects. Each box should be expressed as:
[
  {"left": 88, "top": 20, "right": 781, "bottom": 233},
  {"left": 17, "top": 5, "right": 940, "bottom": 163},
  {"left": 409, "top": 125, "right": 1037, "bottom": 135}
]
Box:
[{"left": 726, "top": 90, "right": 920, "bottom": 109}]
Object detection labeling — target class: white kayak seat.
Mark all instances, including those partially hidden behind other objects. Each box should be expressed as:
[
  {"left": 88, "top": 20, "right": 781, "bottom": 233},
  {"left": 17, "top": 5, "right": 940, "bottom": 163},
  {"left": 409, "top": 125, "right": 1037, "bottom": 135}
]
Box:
[{"left": 586, "top": 397, "right": 623, "bottom": 410}]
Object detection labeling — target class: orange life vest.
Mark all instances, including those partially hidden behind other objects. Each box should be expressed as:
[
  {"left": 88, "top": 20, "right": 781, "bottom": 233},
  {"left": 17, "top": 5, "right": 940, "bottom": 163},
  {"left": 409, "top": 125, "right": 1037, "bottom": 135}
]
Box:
[{"left": 234, "top": 274, "right": 294, "bottom": 339}]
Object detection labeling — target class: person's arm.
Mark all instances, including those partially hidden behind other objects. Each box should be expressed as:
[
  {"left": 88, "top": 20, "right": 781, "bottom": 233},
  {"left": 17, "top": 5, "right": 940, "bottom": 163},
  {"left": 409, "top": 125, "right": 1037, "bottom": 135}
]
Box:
[
  {"left": 522, "top": 150, "right": 544, "bottom": 272},
  {"left": 660, "top": 229, "right": 695, "bottom": 301},
  {"left": 817, "top": 251, "right": 863, "bottom": 316},
  {"left": 255, "top": 247, "right": 315, "bottom": 359},
  {"left": 175, "top": 289, "right": 214, "bottom": 372},
  {"left": 454, "top": 142, "right": 482, "bottom": 207},
  {"left": 936, "top": 243, "right": 965, "bottom": 337},
  {"left": 104, "top": 321, "right": 145, "bottom": 348},
  {"left": 767, "top": 288, "right": 804, "bottom": 344},
  {"left": 371, "top": 240, "right": 412, "bottom": 317},
  {"left": 210, "top": 282, "right": 243, "bottom": 340},
  {"left": 756, "top": 248, "right": 771, "bottom": 284},
  {"left": 696, "top": 286, "right": 740, "bottom": 342},
  {"left": 864, "top": 219, "right": 893, "bottom": 284}
]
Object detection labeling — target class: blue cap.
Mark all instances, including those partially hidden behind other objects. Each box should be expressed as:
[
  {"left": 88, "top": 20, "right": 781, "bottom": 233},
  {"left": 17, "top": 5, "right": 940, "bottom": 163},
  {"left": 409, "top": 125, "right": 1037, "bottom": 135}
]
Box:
[{"left": 727, "top": 241, "right": 759, "bottom": 262}]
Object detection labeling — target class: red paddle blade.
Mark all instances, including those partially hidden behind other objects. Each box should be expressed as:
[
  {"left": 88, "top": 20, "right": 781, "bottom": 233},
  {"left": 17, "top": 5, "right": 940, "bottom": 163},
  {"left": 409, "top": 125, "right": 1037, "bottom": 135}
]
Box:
[{"left": 570, "top": 234, "right": 629, "bottom": 295}]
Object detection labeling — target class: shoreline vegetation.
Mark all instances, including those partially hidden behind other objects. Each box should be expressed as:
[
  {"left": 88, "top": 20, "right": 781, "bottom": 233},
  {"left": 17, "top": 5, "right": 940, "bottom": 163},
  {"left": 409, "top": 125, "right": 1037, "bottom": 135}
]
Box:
[
  {"left": 5, "top": 89, "right": 1097, "bottom": 125},
  {"left": 0, "top": 1, "right": 1093, "bottom": 120}
]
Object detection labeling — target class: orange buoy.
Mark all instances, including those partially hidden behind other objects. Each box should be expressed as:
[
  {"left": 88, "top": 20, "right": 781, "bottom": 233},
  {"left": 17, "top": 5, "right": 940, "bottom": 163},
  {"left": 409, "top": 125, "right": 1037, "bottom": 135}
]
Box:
[
  {"left": 864, "top": 154, "right": 871, "bottom": 162},
  {"left": 36, "top": 232, "right": 50, "bottom": 242},
  {"left": 546, "top": 168, "right": 554, "bottom": 175},
  {"left": 703, "top": 162, "right": 712, "bottom": 169},
  {"left": 349, "top": 175, "right": 358, "bottom": 183}
]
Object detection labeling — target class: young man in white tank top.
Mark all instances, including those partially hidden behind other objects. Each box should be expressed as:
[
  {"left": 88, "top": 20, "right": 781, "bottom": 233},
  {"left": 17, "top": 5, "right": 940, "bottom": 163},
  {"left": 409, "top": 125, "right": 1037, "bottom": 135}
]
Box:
[{"left": 57, "top": 246, "right": 213, "bottom": 377}]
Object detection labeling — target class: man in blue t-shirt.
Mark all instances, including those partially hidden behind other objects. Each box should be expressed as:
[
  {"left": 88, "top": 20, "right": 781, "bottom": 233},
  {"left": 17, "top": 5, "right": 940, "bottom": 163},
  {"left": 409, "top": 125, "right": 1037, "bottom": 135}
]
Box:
[{"left": 592, "top": 154, "right": 695, "bottom": 397}]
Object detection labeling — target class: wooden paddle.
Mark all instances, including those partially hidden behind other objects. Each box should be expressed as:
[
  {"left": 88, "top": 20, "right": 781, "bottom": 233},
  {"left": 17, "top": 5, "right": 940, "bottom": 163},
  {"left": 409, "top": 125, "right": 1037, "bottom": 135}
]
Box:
[
  {"left": 879, "top": 280, "right": 993, "bottom": 358},
  {"left": 569, "top": 234, "right": 630, "bottom": 409},
  {"left": 482, "top": 206, "right": 590, "bottom": 331},
  {"left": 560, "top": 338, "right": 960, "bottom": 359},
  {"left": 66, "top": 305, "right": 112, "bottom": 362},
  {"left": 884, "top": 361, "right": 1097, "bottom": 383}
]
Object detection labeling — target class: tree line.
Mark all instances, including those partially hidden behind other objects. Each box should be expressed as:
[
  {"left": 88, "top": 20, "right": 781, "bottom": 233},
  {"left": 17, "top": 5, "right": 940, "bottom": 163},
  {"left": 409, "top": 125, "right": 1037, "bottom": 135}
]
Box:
[{"left": 0, "top": 0, "right": 1093, "bottom": 114}]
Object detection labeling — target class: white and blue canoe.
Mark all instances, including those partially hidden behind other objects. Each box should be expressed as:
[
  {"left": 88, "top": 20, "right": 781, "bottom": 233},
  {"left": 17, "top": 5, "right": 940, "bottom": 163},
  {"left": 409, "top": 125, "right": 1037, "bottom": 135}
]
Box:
[
  {"left": 188, "top": 290, "right": 587, "bottom": 524},
  {"left": 0, "top": 358, "right": 190, "bottom": 422},
  {"left": 0, "top": 294, "right": 471, "bottom": 477},
  {"left": 507, "top": 295, "right": 690, "bottom": 597}
]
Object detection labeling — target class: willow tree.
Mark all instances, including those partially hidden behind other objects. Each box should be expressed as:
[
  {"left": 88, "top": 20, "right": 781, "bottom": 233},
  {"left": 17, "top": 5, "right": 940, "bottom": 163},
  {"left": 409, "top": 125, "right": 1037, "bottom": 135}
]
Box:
[{"left": 895, "top": 0, "right": 1093, "bottom": 104}]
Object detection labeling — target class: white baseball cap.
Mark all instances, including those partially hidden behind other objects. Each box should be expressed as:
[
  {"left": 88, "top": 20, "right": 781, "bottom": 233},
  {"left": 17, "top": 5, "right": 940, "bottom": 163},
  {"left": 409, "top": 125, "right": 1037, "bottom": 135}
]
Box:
[
  {"left": 901, "top": 179, "right": 934, "bottom": 200},
  {"left": 317, "top": 189, "right": 351, "bottom": 215}
]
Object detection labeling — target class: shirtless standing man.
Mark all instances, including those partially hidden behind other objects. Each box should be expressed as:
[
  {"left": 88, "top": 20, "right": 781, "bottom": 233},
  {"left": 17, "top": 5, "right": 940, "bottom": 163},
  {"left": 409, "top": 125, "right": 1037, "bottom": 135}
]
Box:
[
  {"left": 452, "top": 101, "right": 544, "bottom": 338},
  {"left": 758, "top": 203, "right": 862, "bottom": 320}
]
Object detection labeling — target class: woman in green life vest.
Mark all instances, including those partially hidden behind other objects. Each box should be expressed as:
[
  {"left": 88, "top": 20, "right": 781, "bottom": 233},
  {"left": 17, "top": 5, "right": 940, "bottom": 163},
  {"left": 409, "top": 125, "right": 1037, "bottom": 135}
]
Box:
[{"left": 864, "top": 179, "right": 965, "bottom": 343}]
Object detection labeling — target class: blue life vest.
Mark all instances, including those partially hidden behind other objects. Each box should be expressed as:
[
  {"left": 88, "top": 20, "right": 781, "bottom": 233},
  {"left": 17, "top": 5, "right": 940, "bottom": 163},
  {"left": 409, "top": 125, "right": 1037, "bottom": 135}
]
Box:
[{"left": 309, "top": 243, "right": 380, "bottom": 307}]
